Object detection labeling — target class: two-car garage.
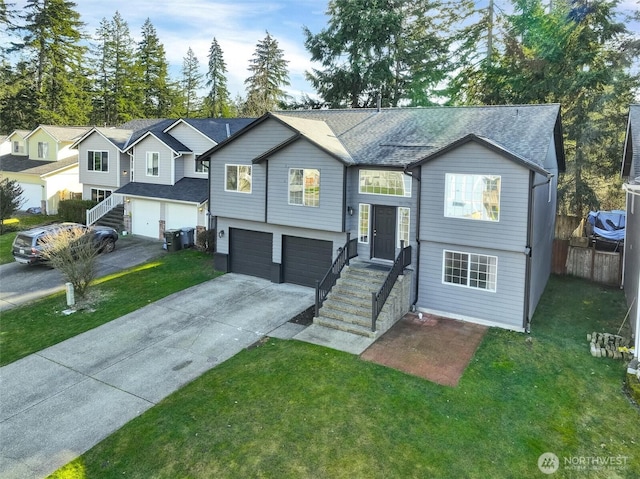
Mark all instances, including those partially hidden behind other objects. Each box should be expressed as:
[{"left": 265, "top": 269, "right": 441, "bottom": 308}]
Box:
[{"left": 228, "top": 228, "right": 333, "bottom": 288}]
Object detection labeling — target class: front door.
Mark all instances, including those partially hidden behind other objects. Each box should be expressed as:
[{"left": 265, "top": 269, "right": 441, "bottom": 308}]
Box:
[{"left": 372, "top": 205, "right": 396, "bottom": 260}]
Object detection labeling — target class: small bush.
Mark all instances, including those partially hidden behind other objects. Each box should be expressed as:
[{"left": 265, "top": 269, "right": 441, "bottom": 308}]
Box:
[
  {"left": 196, "top": 229, "right": 216, "bottom": 253},
  {"left": 58, "top": 200, "right": 98, "bottom": 224}
]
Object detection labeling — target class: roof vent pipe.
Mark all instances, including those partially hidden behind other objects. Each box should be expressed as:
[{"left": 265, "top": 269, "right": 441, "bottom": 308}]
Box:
[{"left": 226, "top": 123, "right": 231, "bottom": 138}]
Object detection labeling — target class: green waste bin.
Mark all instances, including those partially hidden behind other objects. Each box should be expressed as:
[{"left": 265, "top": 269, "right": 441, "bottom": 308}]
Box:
[{"left": 164, "top": 229, "right": 182, "bottom": 252}]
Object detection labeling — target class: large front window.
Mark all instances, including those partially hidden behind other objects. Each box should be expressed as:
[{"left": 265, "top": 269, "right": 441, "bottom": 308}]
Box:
[
  {"left": 88, "top": 151, "right": 108, "bottom": 172},
  {"left": 91, "top": 188, "right": 112, "bottom": 202},
  {"left": 289, "top": 168, "right": 320, "bottom": 207},
  {"left": 445, "top": 174, "right": 501, "bottom": 221},
  {"left": 37, "top": 142, "right": 48, "bottom": 159},
  {"left": 225, "top": 164, "right": 252, "bottom": 193},
  {"left": 146, "top": 152, "right": 159, "bottom": 177},
  {"left": 359, "top": 169, "right": 411, "bottom": 197},
  {"left": 443, "top": 250, "right": 497, "bottom": 292}
]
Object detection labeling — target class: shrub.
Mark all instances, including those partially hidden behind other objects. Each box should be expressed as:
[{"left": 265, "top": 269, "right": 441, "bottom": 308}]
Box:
[
  {"left": 196, "top": 229, "right": 216, "bottom": 253},
  {"left": 58, "top": 200, "right": 98, "bottom": 224}
]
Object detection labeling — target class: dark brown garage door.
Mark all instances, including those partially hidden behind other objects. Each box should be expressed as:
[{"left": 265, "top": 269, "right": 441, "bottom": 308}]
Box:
[
  {"left": 283, "top": 236, "right": 333, "bottom": 287},
  {"left": 230, "top": 228, "right": 273, "bottom": 280}
]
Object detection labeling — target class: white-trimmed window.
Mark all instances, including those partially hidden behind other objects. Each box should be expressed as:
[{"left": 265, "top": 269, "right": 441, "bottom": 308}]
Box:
[
  {"left": 13, "top": 140, "right": 24, "bottom": 154},
  {"left": 91, "top": 188, "right": 112, "bottom": 202},
  {"left": 146, "top": 152, "right": 159, "bottom": 177},
  {"left": 88, "top": 151, "right": 108, "bottom": 172},
  {"left": 225, "top": 164, "right": 252, "bottom": 193},
  {"left": 444, "top": 174, "right": 501, "bottom": 221},
  {"left": 289, "top": 168, "right": 320, "bottom": 207},
  {"left": 358, "top": 204, "right": 370, "bottom": 243},
  {"left": 37, "top": 141, "right": 48, "bottom": 159},
  {"left": 442, "top": 250, "right": 497, "bottom": 292},
  {"left": 397, "top": 207, "right": 410, "bottom": 247},
  {"left": 359, "top": 169, "right": 411, "bottom": 197},
  {"left": 195, "top": 156, "right": 209, "bottom": 173}
]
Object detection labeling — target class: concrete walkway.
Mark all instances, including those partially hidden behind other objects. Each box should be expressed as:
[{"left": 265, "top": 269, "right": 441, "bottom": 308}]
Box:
[{"left": 0, "top": 274, "right": 314, "bottom": 479}]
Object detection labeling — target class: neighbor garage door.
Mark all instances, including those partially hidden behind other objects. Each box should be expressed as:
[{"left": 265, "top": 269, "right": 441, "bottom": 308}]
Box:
[
  {"left": 19, "top": 183, "right": 43, "bottom": 211},
  {"left": 283, "top": 235, "right": 333, "bottom": 287},
  {"left": 132, "top": 199, "right": 161, "bottom": 239},
  {"left": 229, "top": 228, "right": 273, "bottom": 280}
]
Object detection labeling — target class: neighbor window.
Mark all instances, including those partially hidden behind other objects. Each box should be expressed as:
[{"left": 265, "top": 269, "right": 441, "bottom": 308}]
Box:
[
  {"left": 91, "top": 188, "right": 112, "bottom": 202},
  {"left": 397, "top": 207, "right": 410, "bottom": 248},
  {"left": 37, "top": 142, "right": 48, "bottom": 159},
  {"left": 289, "top": 168, "right": 320, "bottom": 207},
  {"left": 225, "top": 164, "right": 252, "bottom": 193},
  {"left": 195, "top": 156, "right": 209, "bottom": 173},
  {"left": 88, "top": 151, "right": 108, "bottom": 172},
  {"left": 444, "top": 174, "right": 501, "bottom": 221},
  {"left": 146, "top": 152, "right": 159, "bottom": 177},
  {"left": 13, "top": 141, "right": 24, "bottom": 154},
  {"left": 443, "top": 250, "right": 497, "bottom": 292},
  {"left": 359, "top": 169, "right": 411, "bottom": 197},
  {"left": 359, "top": 204, "right": 370, "bottom": 243}
]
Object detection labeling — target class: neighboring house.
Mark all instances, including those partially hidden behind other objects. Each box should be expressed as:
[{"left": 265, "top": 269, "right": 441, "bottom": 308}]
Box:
[
  {"left": 0, "top": 126, "right": 87, "bottom": 214},
  {"left": 75, "top": 118, "right": 253, "bottom": 239},
  {"left": 621, "top": 105, "right": 640, "bottom": 358},
  {"left": 201, "top": 105, "right": 565, "bottom": 332}
]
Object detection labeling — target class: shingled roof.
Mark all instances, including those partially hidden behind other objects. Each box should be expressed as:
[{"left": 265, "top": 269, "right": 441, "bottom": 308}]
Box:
[
  {"left": 274, "top": 105, "right": 564, "bottom": 171},
  {"left": 623, "top": 105, "right": 640, "bottom": 182},
  {"left": 0, "top": 154, "right": 78, "bottom": 176},
  {"left": 116, "top": 177, "right": 208, "bottom": 203}
]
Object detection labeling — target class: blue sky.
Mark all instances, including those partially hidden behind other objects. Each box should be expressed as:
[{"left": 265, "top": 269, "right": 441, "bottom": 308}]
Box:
[{"left": 7, "top": 1, "right": 640, "bottom": 101}]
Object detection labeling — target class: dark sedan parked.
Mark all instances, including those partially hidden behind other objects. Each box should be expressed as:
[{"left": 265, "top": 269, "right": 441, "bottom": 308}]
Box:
[{"left": 12, "top": 222, "right": 118, "bottom": 265}]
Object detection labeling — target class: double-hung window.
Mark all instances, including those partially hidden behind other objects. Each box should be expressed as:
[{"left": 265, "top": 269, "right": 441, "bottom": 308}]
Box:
[
  {"left": 443, "top": 250, "right": 497, "bottom": 292},
  {"left": 37, "top": 142, "right": 48, "bottom": 159},
  {"left": 88, "top": 151, "right": 108, "bottom": 172},
  {"left": 288, "top": 168, "right": 320, "bottom": 207},
  {"left": 445, "top": 174, "right": 501, "bottom": 221},
  {"left": 146, "top": 152, "right": 159, "bottom": 177},
  {"left": 225, "top": 165, "right": 252, "bottom": 193},
  {"left": 195, "top": 156, "right": 209, "bottom": 173}
]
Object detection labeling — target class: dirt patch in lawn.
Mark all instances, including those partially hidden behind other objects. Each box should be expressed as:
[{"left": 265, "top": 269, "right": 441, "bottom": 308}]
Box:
[{"left": 361, "top": 313, "right": 487, "bottom": 387}]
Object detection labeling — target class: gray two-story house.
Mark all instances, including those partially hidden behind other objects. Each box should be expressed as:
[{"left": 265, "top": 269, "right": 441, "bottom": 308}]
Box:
[{"left": 201, "top": 105, "right": 565, "bottom": 333}]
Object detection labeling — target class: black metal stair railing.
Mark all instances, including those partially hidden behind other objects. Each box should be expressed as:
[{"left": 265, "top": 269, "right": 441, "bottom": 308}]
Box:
[
  {"left": 315, "top": 234, "right": 358, "bottom": 317},
  {"left": 371, "top": 241, "right": 412, "bottom": 332}
]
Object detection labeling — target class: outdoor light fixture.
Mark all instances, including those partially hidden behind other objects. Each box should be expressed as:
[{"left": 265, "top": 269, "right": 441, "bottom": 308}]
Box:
[
  {"left": 123, "top": 170, "right": 128, "bottom": 176},
  {"left": 347, "top": 206, "right": 354, "bottom": 216},
  {"left": 218, "top": 230, "right": 225, "bottom": 238}
]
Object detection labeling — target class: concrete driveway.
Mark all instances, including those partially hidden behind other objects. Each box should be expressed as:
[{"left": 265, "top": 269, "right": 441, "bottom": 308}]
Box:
[
  {"left": 0, "top": 235, "right": 163, "bottom": 311},
  {"left": 0, "top": 274, "right": 314, "bottom": 479}
]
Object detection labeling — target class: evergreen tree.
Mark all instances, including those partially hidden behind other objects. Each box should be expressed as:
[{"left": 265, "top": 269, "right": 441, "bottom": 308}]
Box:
[
  {"left": 0, "top": 61, "right": 39, "bottom": 131},
  {"left": 181, "top": 47, "right": 203, "bottom": 118},
  {"left": 243, "top": 31, "right": 290, "bottom": 117},
  {"left": 205, "top": 37, "right": 232, "bottom": 117},
  {"left": 18, "top": 0, "right": 90, "bottom": 125},
  {"left": 90, "top": 12, "right": 142, "bottom": 125},
  {"left": 136, "top": 18, "right": 176, "bottom": 118}
]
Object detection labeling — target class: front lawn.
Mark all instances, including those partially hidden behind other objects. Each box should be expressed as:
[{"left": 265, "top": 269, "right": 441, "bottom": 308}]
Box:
[
  {"left": 51, "top": 276, "right": 640, "bottom": 479},
  {"left": 0, "top": 249, "right": 220, "bottom": 366}
]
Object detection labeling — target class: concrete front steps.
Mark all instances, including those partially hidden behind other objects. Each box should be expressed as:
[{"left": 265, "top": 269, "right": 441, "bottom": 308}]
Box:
[
  {"left": 95, "top": 204, "right": 125, "bottom": 232},
  {"left": 314, "top": 261, "right": 412, "bottom": 338}
]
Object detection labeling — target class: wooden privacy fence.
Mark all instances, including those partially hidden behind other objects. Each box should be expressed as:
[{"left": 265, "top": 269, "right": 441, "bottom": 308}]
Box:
[{"left": 552, "top": 215, "right": 622, "bottom": 286}]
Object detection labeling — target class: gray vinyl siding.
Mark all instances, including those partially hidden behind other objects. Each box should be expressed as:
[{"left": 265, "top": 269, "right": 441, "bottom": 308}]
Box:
[
  {"left": 184, "top": 152, "right": 209, "bottom": 179},
  {"left": 529, "top": 138, "right": 559, "bottom": 317},
  {"left": 167, "top": 122, "right": 216, "bottom": 154},
  {"left": 624, "top": 192, "right": 639, "bottom": 337},
  {"left": 175, "top": 156, "right": 185, "bottom": 182},
  {"left": 216, "top": 217, "right": 348, "bottom": 264},
  {"left": 266, "top": 140, "right": 344, "bottom": 232},
  {"left": 78, "top": 132, "right": 122, "bottom": 188},
  {"left": 132, "top": 136, "right": 173, "bottom": 185},
  {"left": 210, "top": 119, "right": 295, "bottom": 222},
  {"left": 419, "top": 142, "right": 530, "bottom": 252},
  {"left": 417, "top": 242, "right": 526, "bottom": 330}
]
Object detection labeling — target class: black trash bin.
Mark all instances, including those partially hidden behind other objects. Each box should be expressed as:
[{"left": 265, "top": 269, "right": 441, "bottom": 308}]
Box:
[
  {"left": 180, "top": 227, "right": 195, "bottom": 248},
  {"left": 164, "top": 229, "right": 182, "bottom": 252}
]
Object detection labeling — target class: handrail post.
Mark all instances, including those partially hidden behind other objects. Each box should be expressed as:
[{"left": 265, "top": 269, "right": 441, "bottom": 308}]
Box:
[
  {"left": 315, "top": 280, "right": 320, "bottom": 317},
  {"left": 346, "top": 232, "right": 351, "bottom": 266},
  {"left": 371, "top": 292, "right": 377, "bottom": 332}
]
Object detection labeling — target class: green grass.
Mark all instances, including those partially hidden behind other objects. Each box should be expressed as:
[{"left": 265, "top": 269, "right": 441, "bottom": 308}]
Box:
[
  {"left": 0, "top": 214, "right": 59, "bottom": 264},
  {"left": 0, "top": 249, "right": 220, "bottom": 366},
  {"left": 50, "top": 275, "right": 640, "bottom": 479}
]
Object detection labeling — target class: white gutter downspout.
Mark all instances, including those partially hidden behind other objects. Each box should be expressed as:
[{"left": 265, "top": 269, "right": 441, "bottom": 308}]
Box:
[{"left": 622, "top": 183, "right": 640, "bottom": 358}]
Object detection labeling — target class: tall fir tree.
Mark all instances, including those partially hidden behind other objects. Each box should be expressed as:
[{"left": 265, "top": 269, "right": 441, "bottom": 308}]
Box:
[
  {"left": 181, "top": 47, "right": 203, "bottom": 118},
  {"left": 136, "top": 18, "right": 177, "bottom": 118},
  {"left": 243, "top": 31, "right": 290, "bottom": 117},
  {"left": 90, "top": 12, "right": 142, "bottom": 125},
  {"left": 205, "top": 37, "right": 232, "bottom": 117},
  {"left": 18, "top": 0, "right": 90, "bottom": 125}
]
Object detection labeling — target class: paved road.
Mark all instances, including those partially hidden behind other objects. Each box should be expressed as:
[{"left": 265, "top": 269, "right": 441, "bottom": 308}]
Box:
[
  {"left": 0, "top": 235, "right": 164, "bottom": 311},
  {"left": 0, "top": 274, "right": 314, "bottom": 479}
]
